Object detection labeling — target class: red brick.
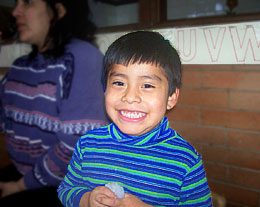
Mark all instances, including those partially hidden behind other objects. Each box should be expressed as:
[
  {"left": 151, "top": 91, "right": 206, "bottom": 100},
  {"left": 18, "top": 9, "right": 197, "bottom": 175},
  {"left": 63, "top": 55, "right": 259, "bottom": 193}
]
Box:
[
  {"left": 182, "top": 65, "right": 233, "bottom": 70},
  {"left": 227, "top": 130, "right": 260, "bottom": 151},
  {"left": 204, "top": 162, "right": 227, "bottom": 181},
  {"left": 166, "top": 106, "right": 199, "bottom": 123},
  {"left": 228, "top": 167, "right": 260, "bottom": 190},
  {"left": 230, "top": 91, "right": 260, "bottom": 111},
  {"left": 178, "top": 89, "right": 228, "bottom": 108},
  {"left": 203, "top": 71, "right": 260, "bottom": 91},
  {"left": 183, "top": 64, "right": 260, "bottom": 71},
  {"left": 208, "top": 181, "right": 259, "bottom": 206},
  {"left": 232, "top": 65, "right": 260, "bottom": 71},
  {"left": 201, "top": 145, "right": 260, "bottom": 170},
  {"left": 170, "top": 123, "right": 226, "bottom": 145},
  {"left": 225, "top": 203, "right": 245, "bottom": 207},
  {"left": 182, "top": 71, "right": 202, "bottom": 88},
  {"left": 201, "top": 109, "right": 260, "bottom": 131}
]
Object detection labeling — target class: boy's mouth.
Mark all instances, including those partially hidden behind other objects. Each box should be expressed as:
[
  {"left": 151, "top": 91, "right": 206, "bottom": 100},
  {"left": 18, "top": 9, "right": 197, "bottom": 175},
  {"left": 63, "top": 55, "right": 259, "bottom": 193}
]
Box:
[{"left": 119, "top": 110, "right": 146, "bottom": 119}]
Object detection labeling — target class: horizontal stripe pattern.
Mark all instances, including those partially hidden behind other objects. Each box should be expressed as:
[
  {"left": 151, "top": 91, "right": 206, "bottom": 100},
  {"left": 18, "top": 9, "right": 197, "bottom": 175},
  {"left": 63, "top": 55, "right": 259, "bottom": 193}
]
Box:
[
  {"left": 1, "top": 39, "right": 108, "bottom": 189},
  {"left": 5, "top": 81, "right": 57, "bottom": 101},
  {"left": 11, "top": 63, "right": 66, "bottom": 73},
  {"left": 4, "top": 105, "right": 105, "bottom": 135},
  {"left": 58, "top": 118, "right": 212, "bottom": 206}
]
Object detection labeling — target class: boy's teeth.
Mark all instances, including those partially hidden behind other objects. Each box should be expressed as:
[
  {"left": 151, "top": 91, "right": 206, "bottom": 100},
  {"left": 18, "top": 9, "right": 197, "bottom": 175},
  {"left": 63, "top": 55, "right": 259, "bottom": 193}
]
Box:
[{"left": 121, "top": 111, "right": 145, "bottom": 119}]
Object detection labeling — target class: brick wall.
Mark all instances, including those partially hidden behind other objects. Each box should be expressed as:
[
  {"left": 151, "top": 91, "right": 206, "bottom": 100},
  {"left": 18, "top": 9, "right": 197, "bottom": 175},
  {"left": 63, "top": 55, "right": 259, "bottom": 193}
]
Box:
[{"left": 167, "top": 64, "right": 260, "bottom": 207}]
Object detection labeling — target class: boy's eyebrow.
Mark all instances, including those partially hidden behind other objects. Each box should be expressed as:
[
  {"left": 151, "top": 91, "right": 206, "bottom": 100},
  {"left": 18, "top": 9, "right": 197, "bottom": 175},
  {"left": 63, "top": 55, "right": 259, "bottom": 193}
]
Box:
[
  {"left": 141, "top": 75, "right": 162, "bottom": 82},
  {"left": 109, "top": 72, "right": 126, "bottom": 78},
  {"left": 109, "top": 72, "right": 162, "bottom": 82}
]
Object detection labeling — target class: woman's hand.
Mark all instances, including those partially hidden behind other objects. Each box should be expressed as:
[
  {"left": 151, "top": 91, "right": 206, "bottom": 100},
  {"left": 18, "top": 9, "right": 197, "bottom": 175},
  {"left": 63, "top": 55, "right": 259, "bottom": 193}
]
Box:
[{"left": 0, "top": 177, "right": 26, "bottom": 198}]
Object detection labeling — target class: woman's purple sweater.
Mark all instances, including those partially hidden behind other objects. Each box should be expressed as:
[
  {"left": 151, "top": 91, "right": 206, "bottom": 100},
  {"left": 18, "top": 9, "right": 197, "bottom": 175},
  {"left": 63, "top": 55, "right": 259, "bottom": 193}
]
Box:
[{"left": 0, "top": 38, "right": 108, "bottom": 189}]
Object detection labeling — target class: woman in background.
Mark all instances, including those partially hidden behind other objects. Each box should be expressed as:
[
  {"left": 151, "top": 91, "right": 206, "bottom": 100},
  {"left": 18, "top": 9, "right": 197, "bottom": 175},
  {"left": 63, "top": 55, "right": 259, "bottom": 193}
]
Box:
[{"left": 0, "top": 0, "right": 108, "bottom": 206}]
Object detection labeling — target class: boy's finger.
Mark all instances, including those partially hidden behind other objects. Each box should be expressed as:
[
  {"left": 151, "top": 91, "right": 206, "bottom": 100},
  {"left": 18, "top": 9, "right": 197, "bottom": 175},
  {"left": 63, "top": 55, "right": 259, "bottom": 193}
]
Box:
[
  {"left": 98, "top": 195, "right": 117, "bottom": 206},
  {"left": 103, "top": 187, "right": 117, "bottom": 199}
]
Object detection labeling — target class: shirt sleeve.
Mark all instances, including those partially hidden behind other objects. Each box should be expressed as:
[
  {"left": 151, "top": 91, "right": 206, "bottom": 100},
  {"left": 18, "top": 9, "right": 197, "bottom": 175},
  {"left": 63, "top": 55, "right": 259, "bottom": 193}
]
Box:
[
  {"left": 179, "top": 156, "right": 212, "bottom": 206},
  {"left": 57, "top": 138, "right": 89, "bottom": 207},
  {"left": 23, "top": 43, "right": 109, "bottom": 189}
]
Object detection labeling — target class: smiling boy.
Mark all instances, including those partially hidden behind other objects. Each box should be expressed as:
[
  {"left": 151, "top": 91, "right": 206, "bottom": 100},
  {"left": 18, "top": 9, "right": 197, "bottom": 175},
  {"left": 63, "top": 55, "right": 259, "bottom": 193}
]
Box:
[
  {"left": 105, "top": 63, "right": 177, "bottom": 136},
  {"left": 58, "top": 31, "right": 212, "bottom": 207}
]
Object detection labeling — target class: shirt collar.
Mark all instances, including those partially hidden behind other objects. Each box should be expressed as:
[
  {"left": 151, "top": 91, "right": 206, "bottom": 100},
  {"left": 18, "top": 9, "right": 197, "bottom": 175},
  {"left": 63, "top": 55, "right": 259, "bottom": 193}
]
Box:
[{"left": 109, "top": 117, "right": 173, "bottom": 147}]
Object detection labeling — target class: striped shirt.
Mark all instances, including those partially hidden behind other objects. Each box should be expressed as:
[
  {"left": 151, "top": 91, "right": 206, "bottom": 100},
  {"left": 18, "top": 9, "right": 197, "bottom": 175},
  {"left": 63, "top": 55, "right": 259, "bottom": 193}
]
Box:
[{"left": 58, "top": 117, "right": 212, "bottom": 206}]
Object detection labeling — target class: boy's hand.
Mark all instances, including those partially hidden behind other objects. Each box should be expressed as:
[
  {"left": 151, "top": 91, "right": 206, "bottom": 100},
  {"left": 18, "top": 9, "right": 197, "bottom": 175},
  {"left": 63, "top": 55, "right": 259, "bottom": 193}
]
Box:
[
  {"left": 80, "top": 186, "right": 154, "bottom": 207},
  {"left": 108, "top": 193, "right": 154, "bottom": 207},
  {"left": 98, "top": 192, "right": 154, "bottom": 207},
  {"left": 80, "top": 186, "right": 117, "bottom": 207}
]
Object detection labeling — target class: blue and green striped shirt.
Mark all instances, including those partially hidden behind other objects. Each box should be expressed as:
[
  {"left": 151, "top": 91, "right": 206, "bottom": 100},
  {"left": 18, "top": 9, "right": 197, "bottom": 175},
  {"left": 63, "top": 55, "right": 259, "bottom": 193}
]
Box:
[{"left": 58, "top": 117, "right": 212, "bottom": 206}]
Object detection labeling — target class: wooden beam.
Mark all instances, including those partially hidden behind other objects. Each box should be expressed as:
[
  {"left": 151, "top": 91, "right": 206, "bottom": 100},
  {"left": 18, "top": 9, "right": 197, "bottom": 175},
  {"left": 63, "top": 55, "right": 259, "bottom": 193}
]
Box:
[{"left": 139, "top": 0, "right": 166, "bottom": 26}]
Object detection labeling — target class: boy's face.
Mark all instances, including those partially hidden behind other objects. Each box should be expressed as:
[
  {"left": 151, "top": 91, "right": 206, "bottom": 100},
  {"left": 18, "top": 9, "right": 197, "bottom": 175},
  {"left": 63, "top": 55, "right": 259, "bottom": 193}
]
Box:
[{"left": 105, "top": 63, "right": 179, "bottom": 136}]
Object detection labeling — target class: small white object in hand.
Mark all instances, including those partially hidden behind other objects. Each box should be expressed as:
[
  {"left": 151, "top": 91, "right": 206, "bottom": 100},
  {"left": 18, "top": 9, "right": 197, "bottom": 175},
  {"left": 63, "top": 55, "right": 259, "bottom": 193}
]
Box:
[{"left": 105, "top": 182, "right": 125, "bottom": 199}]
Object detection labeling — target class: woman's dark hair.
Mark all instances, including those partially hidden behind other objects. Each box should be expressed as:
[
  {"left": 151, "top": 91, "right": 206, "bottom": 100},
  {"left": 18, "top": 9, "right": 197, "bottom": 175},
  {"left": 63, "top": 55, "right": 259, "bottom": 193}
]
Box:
[
  {"left": 30, "top": 0, "right": 96, "bottom": 58},
  {"left": 103, "top": 31, "right": 182, "bottom": 95}
]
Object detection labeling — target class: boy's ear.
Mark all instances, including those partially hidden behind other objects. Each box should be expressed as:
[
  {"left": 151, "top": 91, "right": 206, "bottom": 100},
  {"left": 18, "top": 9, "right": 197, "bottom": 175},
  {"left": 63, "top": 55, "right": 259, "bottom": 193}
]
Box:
[
  {"left": 55, "top": 3, "right": 67, "bottom": 20},
  {"left": 167, "top": 88, "right": 179, "bottom": 110}
]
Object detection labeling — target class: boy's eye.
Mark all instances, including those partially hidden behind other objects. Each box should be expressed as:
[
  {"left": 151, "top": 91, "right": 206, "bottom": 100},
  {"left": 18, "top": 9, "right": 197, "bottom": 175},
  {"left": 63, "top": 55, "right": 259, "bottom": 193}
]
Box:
[
  {"left": 142, "top": 84, "right": 155, "bottom": 88},
  {"left": 112, "top": 81, "right": 124, "bottom": 86}
]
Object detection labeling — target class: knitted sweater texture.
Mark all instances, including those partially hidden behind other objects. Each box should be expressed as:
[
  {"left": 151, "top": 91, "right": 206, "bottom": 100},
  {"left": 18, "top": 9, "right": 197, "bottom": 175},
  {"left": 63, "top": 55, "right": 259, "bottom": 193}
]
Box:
[
  {"left": 58, "top": 117, "right": 212, "bottom": 206},
  {"left": 0, "top": 39, "right": 108, "bottom": 189}
]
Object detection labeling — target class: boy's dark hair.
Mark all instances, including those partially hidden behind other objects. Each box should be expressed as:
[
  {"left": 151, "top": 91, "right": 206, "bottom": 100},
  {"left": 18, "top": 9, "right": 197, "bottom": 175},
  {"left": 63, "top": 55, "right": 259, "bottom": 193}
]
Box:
[
  {"left": 103, "top": 31, "right": 182, "bottom": 95},
  {"left": 30, "top": 0, "right": 96, "bottom": 58}
]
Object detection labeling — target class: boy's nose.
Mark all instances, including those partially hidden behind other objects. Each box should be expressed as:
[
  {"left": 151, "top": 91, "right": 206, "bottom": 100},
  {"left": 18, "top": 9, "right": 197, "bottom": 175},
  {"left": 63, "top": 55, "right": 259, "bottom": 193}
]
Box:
[{"left": 121, "top": 87, "right": 141, "bottom": 103}]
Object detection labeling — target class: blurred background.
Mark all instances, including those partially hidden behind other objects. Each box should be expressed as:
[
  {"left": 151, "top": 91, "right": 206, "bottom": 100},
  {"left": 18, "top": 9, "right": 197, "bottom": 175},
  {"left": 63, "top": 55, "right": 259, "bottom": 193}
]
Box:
[{"left": 1, "top": 0, "right": 260, "bottom": 32}]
